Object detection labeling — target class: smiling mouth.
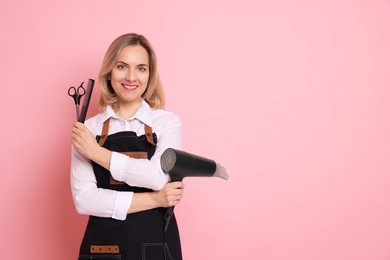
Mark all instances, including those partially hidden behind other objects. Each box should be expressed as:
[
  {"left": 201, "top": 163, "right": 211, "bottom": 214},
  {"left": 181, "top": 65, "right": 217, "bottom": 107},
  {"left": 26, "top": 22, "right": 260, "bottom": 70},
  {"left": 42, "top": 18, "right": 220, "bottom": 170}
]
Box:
[{"left": 122, "top": 84, "right": 138, "bottom": 90}]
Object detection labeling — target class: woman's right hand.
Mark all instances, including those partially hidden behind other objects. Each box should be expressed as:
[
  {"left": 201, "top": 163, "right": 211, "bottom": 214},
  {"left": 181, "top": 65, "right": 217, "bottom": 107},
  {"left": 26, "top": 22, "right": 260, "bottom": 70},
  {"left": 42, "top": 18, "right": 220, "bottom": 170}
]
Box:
[
  {"left": 128, "top": 182, "right": 185, "bottom": 214},
  {"left": 153, "top": 182, "right": 185, "bottom": 208}
]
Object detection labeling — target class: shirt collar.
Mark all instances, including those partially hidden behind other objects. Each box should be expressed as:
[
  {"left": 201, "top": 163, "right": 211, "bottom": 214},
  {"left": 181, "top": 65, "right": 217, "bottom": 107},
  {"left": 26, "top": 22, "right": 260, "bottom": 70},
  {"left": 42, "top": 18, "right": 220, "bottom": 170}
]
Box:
[{"left": 97, "top": 100, "right": 154, "bottom": 126}]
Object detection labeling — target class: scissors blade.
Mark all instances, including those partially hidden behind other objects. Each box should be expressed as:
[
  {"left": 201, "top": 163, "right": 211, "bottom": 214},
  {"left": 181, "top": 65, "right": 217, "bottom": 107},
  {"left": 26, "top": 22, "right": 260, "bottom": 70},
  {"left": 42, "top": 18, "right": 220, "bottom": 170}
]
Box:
[{"left": 76, "top": 104, "right": 80, "bottom": 120}]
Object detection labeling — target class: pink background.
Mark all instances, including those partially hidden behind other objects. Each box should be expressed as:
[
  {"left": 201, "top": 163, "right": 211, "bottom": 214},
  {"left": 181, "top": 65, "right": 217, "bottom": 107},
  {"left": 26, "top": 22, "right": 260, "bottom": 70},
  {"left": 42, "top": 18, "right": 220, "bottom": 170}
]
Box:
[{"left": 1, "top": 0, "right": 390, "bottom": 259}]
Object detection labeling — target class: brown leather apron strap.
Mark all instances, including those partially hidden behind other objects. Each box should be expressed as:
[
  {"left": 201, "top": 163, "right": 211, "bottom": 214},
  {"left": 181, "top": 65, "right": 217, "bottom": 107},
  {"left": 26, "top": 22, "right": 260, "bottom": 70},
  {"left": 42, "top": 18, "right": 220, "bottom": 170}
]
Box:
[
  {"left": 99, "top": 119, "right": 155, "bottom": 146},
  {"left": 98, "top": 119, "right": 110, "bottom": 146},
  {"left": 144, "top": 124, "right": 155, "bottom": 145}
]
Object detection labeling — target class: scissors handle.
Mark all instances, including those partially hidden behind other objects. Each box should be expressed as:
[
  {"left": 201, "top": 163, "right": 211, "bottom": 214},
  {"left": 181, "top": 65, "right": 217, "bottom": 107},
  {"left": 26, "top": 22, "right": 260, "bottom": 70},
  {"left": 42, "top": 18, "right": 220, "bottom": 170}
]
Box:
[
  {"left": 68, "top": 86, "right": 77, "bottom": 97},
  {"left": 68, "top": 82, "right": 86, "bottom": 105},
  {"left": 76, "top": 82, "right": 86, "bottom": 104},
  {"left": 68, "top": 79, "right": 94, "bottom": 122},
  {"left": 77, "top": 83, "right": 86, "bottom": 96}
]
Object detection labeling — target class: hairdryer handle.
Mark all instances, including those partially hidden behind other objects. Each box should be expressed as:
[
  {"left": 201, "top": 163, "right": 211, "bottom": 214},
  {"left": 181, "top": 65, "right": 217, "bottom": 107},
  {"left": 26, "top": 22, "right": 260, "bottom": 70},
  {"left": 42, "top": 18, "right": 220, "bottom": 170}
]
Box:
[
  {"left": 164, "top": 206, "right": 174, "bottom": 232},
  {"left": 164, "top": 176, "right": 183, "bottom": 232}
]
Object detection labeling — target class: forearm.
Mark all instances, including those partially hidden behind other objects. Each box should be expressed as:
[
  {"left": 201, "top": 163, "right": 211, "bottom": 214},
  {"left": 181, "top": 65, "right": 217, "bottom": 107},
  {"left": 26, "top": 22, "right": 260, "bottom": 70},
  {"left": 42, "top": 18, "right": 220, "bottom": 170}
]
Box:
[
  {"left": 90, "top": 146, "right": 112, "bottom": 170},
  {"left": 110, "top": 153, "right": 170, "bottom": 190},
  {"left": 128, "top": 182, "right": 184, "bottom": 214},
  {"left": 127, "top": 192, "right": 159, "bottom": 214}
]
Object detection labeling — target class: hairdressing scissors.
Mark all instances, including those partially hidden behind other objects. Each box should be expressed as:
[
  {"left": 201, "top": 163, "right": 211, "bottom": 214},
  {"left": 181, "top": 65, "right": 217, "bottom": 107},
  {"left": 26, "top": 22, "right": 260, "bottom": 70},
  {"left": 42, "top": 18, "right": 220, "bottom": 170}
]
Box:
[{"left": 68, "top": 82, "right": 86, "bottom": 120}]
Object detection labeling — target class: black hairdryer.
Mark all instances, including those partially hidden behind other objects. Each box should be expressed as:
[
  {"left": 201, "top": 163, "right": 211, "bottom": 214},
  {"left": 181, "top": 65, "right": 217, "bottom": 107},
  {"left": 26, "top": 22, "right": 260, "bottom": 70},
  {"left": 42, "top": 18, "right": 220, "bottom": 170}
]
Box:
[{"left": 160, "top": 148, "right": 228, "bottom": 231}]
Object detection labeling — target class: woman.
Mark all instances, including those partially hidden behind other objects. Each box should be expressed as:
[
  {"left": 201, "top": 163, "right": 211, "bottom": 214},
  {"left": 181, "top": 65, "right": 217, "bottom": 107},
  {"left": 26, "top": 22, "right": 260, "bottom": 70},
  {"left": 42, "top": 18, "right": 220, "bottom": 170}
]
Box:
[{"left": 71, "top": 33, "right": 184, "bottom": 260}]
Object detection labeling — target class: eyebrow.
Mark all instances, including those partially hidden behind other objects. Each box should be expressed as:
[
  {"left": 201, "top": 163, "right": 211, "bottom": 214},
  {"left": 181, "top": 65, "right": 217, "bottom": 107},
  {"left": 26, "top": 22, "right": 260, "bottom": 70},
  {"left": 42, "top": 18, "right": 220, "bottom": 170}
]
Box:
[{"left": 116, "top": 61, "right": 149, "bottom": 67}]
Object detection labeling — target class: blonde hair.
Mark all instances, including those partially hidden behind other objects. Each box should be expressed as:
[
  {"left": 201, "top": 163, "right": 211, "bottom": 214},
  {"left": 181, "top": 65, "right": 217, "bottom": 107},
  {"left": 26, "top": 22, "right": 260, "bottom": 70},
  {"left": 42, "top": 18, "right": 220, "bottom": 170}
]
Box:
[{"left": 98, "top": 33, "right": 165, "bottom": 110}]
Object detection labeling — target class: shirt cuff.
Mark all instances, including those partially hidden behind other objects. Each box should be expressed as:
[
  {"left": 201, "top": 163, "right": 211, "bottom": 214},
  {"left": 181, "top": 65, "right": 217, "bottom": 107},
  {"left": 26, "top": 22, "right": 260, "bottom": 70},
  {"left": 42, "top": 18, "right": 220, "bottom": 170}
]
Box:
[
  {"left": 110, "top": 152, "right": 127, "bottom": 182},
  {"left": 112, "top": 191, "right": 133, "bottom": 221}
]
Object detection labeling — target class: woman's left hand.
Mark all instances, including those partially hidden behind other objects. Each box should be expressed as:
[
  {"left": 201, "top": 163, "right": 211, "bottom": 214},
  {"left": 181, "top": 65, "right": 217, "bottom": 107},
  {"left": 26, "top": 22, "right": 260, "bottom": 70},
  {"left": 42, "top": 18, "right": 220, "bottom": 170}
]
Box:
[{"left": 71, "top": 122, "right": 101, "bottom": 160}]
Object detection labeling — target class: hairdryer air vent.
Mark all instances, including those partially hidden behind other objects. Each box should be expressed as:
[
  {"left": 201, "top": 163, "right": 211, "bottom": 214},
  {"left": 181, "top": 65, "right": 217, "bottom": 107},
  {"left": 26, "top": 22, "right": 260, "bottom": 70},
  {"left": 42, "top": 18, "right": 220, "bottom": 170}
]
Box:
[{"left": 161, "top": 148, "right": 177, "bottom": 172}]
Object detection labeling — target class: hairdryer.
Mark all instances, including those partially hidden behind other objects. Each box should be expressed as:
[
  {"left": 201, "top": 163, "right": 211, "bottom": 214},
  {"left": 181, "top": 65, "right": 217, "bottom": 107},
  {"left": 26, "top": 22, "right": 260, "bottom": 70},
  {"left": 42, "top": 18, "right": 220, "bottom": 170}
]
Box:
[{"left": 160, "top": 148, "right": 228, "bottom": 231}]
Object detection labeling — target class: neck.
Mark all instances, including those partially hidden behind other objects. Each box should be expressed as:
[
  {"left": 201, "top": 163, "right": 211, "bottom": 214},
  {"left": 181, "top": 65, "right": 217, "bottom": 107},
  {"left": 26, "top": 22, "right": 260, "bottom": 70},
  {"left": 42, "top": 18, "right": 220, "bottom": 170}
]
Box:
[{"left": 114, "top": 99, "right": 142, "bottom": 119}]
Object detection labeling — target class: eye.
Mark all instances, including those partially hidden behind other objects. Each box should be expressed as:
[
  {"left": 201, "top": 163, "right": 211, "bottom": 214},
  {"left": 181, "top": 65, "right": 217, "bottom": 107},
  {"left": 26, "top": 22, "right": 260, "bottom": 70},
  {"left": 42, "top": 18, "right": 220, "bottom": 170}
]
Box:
[
  {"left": 138, "top": 67, "right": 148, "bottom": 72},
  {"left": 117, "top": 64, "right": 126, "bottom": 70}
]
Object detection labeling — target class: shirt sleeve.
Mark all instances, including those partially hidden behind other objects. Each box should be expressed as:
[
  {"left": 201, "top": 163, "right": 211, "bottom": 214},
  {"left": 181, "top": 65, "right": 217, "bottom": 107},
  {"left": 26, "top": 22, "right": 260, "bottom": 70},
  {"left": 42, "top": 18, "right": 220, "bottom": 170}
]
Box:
[
  {"left": 109, "top": 113, "right": 182, "bottom": 191},
  {"left": 70, "top": 145, "right": 133, "bottom": 220}
]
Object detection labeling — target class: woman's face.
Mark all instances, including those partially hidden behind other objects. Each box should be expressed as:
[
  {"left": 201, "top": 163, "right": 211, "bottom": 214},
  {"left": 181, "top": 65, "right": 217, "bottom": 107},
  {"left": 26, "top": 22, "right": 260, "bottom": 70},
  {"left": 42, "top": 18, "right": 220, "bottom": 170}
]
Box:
[{"left": 110, "top": 45, "right": 150, "bottom": 106}]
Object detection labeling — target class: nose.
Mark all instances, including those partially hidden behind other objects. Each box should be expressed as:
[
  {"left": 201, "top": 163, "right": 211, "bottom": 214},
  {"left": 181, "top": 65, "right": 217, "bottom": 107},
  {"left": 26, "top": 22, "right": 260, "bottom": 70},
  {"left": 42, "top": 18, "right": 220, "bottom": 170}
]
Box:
[{"left": 125, "top": 69, "right": 136, "bottom": 81}]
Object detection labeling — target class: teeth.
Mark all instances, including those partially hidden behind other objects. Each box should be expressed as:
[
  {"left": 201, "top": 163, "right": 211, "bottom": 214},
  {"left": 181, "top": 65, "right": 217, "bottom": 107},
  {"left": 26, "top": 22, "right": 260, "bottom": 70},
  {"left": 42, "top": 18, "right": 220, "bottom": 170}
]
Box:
[{"left": 123, "top": 84, "right": 137, "bottom": 90}]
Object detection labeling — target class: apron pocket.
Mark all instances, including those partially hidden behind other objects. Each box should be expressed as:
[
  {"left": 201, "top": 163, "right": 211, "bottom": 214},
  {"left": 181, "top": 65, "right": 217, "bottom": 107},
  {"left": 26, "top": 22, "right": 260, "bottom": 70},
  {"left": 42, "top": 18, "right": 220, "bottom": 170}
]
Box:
[
  {"left": 142, "top": 243, "right": 174, "bottom": 260},
  {"left": 78, "top": 255, "right": 121, "bottom": 259}
]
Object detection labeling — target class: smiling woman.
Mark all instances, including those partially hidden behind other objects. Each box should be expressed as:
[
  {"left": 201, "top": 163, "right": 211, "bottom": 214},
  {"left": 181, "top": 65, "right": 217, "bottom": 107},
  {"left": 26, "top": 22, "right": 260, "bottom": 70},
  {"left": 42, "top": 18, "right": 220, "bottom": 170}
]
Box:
[
  {"left": 109, "top": 45, "right": 150, "bottom": 118},
  {"left": 98, "top": 33, "right": 165, "bottom": 113},
  {"left": 70, "top": 33, "right": 184, "bottom": 260}
]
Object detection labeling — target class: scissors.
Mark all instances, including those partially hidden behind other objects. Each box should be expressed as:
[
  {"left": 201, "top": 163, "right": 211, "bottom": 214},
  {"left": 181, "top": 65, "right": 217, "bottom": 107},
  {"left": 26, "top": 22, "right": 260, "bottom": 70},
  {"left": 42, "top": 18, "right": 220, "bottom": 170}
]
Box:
[{"left": 68, "top": 82, "right": 86, "bottom": 120}]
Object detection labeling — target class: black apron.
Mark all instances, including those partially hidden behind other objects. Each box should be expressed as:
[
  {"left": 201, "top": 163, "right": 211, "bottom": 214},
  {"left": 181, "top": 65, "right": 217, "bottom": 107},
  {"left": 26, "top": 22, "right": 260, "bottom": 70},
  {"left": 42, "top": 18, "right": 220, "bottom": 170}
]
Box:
[{"left": 78, "top": 119, "right": 182, "bottom": 260}]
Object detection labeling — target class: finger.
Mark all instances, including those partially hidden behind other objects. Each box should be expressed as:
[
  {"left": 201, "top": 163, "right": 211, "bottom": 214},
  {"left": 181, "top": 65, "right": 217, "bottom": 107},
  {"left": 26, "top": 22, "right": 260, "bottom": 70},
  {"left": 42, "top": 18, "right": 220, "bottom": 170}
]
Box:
[
  {"left": 172, "top": 194, "right": 183, "bottom": 202},
  {"left": 169, "top": 181, "right": 185, "bottom": 189},
  {"left": 72, "top": 126, "right": 82, "bottom": 140},
  {"left": 171, "top": 187, "right": 184, "bottom": 197},
  {"left": 168, "top": 195, "right": 182, "bottom": 205},
  {"left": 72, "top": 123, "right": 81, "bottom": 134},
  {"left": 73, "top": 124, "right": 90, "bottom": 138},
  {"left": 168, "top": 190, "right": 183, "bottom": 198},
  {"left": 73, "top": 122, "right": 86, "bottom": 133},
  {"left": 74, "top": 121, "right": 84, "bottom": 128},
  {"left": 71, "top": 133, "right": 81, "bottom": 145}
]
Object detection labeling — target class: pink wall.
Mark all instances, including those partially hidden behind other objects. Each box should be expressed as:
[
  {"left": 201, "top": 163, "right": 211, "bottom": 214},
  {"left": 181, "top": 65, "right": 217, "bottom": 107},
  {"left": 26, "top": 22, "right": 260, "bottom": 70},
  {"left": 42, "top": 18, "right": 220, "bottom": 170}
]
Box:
[{"left": 1, "top": 0, "right": 390, "bottom": 259}]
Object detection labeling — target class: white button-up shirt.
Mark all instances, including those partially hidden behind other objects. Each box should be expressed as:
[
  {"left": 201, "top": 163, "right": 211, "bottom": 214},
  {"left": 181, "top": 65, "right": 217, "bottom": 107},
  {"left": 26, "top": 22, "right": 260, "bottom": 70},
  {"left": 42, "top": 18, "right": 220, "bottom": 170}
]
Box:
[{"left": 71, "top": 100, "right": 182, "bottom": 221}]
